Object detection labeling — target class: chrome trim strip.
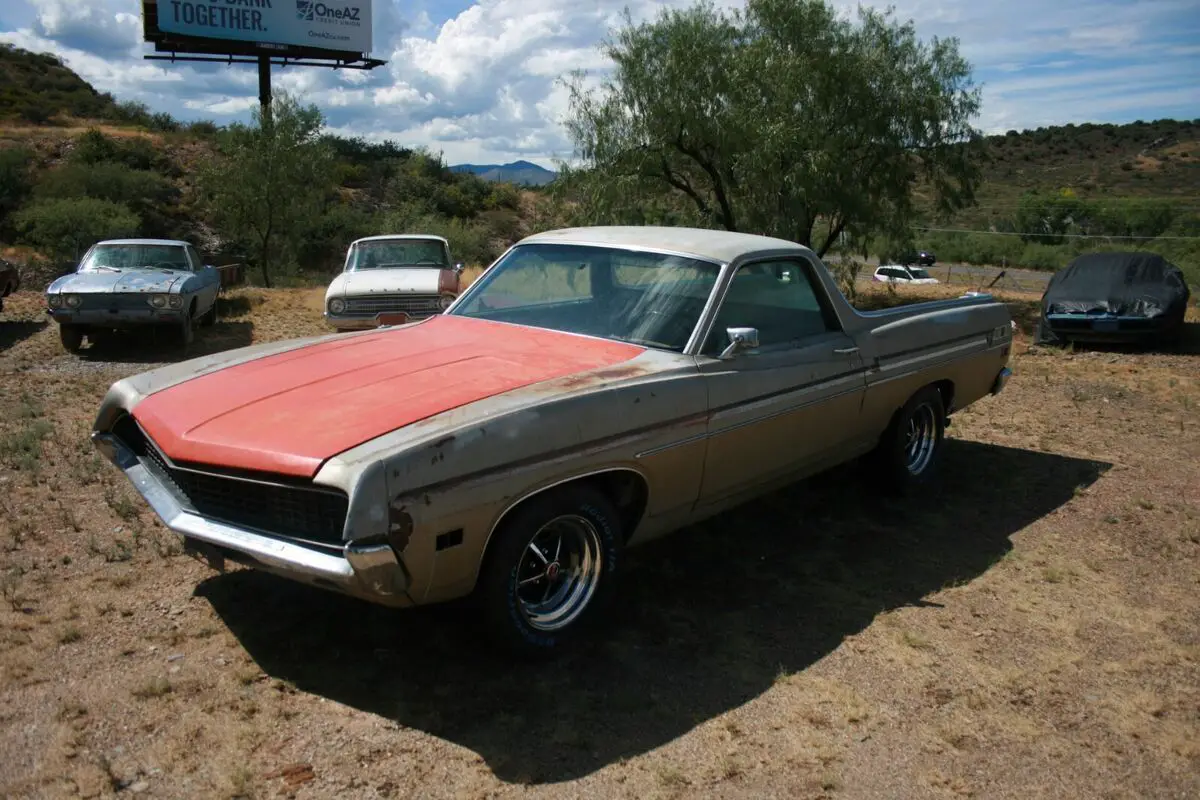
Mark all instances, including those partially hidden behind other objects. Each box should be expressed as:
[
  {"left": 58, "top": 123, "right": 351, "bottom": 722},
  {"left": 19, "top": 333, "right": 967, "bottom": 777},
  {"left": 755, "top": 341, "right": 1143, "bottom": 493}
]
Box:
[
  {"left": 871, "top": 336, "right": 990, "bottom": 376},
  {"left": 634, "top": 432, "right": 708, "bottom": 459},
  {"left": 708, "top": 380, "right": 866, "bottom": 435}
]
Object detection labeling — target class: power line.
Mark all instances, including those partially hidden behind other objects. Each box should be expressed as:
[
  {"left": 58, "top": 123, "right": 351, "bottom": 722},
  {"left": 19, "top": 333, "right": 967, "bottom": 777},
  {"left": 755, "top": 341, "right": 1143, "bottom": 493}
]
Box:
[{"left": 910, "top": 226, "right": 1200, "bottom": 241}]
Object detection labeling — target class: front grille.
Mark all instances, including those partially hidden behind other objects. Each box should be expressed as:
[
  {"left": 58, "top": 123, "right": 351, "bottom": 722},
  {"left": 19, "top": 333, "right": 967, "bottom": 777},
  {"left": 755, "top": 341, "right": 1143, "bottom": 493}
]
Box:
[
  {"left": 343, "top": 294, "right": 441, "bottom": 315},
  {"left": 77, "top": 293, "right": 151, "bottom": 311},
  {"left": 111, "top": 415, "right": 349, "bottom": 548}
]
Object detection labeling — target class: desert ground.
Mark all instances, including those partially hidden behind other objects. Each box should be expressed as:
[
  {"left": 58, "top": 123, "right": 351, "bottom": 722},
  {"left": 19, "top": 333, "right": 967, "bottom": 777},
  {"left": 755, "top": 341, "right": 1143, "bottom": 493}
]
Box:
[{"left": 0, "top": 281, "right": 1197, "bottom": 799}]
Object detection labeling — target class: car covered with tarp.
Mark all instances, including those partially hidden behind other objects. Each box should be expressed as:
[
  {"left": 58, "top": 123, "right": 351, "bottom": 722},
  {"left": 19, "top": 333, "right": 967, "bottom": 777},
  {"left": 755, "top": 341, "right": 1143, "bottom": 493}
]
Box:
[{"left": 1035, "top": 252, "right": 1191, "bottom": 346}]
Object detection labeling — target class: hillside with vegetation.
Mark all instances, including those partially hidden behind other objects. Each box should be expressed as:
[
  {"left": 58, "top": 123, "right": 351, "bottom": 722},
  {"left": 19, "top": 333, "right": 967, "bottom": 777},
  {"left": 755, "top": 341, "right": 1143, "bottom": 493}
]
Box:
[
  {"left": 905, "top": 120, "right": 1200, "bottom": 279},
  {"left": 1, "top": 38, "right": 1197, "bottom": 290},
  {"left": 0, "top": 44, "right": 549, "bottom": 289}
]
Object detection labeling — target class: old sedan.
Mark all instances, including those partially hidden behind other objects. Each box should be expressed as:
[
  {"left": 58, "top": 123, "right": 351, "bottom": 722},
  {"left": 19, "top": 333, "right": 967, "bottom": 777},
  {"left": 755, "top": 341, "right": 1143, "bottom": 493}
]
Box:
[
  {"left": 324, "top": 234, "right": 464, "bottom": 331},
  {"left": 45, "top": 239, "right": 221, "bottom": 352},
  {"left": 91, "top": 226, "right": 1014, "bottom": 656}
]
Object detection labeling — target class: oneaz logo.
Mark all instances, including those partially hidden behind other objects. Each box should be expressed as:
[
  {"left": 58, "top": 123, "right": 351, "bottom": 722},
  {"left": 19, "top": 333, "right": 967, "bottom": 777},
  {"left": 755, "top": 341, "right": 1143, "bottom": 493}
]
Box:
[{"left": 297, "top": 2, "right": 363, "bottom": 22}]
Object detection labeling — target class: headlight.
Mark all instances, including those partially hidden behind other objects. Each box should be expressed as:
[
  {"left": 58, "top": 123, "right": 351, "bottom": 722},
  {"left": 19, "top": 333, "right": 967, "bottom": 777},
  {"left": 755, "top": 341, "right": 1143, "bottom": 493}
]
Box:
[
  {"left": 438, "top": 294, "right": 455, "bottom": 311},
  {"left": 167, "top": 295, "right": 183, "bottom": 309},
  {"left": 47, "top": 294, "right": 63, "bottom": 309},
  {"left": 148, "top": 294, "right": 168, "bottom": 308},
  {"left": 328, "top": 298, "right": 346, "bottom": 315},
  {"left": 64, "top": 294, "right": 82, "bottom": 308}
]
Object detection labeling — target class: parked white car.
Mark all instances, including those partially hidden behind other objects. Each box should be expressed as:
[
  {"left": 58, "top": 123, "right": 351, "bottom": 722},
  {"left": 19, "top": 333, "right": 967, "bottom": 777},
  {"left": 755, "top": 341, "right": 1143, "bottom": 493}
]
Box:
[
  {"left": 872, "top": 264, "right": 940, "bottom": 285},
  {"left": 324, "top": 235, "right": 465, "bottom": 331}
]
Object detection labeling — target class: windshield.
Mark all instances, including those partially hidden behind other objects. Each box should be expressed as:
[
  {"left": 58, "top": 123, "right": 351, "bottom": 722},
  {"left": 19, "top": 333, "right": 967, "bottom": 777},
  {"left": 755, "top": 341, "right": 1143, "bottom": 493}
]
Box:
[
  {"left": 81, "top": 244, "right": 189, "bottom": 272},
  {"left": 346, "top": 239, "right": 448, "bottom": 270},
  {"left": 450, "top": 243, "right": 720, "bottom": 351},
  {"left": 908, "top": 268, "right": 932, "bottom": 279}
]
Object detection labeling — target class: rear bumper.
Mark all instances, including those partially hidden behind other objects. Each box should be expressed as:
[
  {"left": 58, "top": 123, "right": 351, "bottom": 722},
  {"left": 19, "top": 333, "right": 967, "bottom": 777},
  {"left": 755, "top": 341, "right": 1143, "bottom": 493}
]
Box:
[{"left": 91, "top": 431, "right": 413, "bottom": 607}]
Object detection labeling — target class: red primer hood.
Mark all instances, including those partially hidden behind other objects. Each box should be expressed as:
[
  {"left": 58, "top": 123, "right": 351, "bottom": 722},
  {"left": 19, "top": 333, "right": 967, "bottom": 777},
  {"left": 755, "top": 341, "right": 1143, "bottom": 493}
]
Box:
[{"left": 131, "top": 315, "right": 644, "bottom": 477}]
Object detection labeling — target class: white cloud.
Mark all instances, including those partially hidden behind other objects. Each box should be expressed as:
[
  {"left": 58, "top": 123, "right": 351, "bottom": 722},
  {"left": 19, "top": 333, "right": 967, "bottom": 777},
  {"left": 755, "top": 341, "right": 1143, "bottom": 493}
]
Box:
[{"left": 1, "top": 0, "right": 1198, "bottom": 168}]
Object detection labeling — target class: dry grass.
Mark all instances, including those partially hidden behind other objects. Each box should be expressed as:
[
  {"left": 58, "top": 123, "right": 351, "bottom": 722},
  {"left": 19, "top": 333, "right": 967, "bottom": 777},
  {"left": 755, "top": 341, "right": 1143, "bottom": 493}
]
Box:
[{"left": 0, "top": 281, "right": 1198, "bottom": 799}]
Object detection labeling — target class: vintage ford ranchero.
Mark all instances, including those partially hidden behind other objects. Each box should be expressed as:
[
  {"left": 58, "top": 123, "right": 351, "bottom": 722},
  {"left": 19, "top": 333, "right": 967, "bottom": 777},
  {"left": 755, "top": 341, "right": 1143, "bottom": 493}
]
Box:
[{"left": 91, "top": 226, "right": 1014, "bottom": 656}]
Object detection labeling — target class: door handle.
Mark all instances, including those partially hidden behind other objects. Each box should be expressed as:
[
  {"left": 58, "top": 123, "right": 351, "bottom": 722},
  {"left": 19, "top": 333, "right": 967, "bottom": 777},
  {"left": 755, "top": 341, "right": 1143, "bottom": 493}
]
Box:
[{"left": 833, "top": 346, "right": 859, "bottom": 355}]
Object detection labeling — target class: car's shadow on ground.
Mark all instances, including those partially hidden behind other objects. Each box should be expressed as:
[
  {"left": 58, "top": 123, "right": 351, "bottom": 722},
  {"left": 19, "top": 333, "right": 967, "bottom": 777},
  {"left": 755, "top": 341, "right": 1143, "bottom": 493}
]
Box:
[
  {"left": 0, "top": 319, "right": 48, "bottom": 352},
  {"left": 199, "top": 440, "right": 1111, "bottom": 784},
  {"left": 77, "top": 321, "right": 254, "bottom": 364}
]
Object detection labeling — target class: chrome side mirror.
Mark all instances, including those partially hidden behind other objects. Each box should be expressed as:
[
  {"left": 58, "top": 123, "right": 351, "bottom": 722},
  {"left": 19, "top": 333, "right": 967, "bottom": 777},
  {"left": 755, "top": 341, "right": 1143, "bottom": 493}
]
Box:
[
  {"left": 718, "top": 327, "right": 759, "bottom": 359},
  {"left": 453, "top": 262, "right": 464, "bottom": 274}
]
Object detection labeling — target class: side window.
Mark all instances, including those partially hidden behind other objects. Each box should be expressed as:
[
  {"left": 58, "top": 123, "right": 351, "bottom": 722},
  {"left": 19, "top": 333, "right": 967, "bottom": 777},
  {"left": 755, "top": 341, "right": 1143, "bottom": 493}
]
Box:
[
  {"left": 186, "top": 246, "right": 203, "bottom": 271},
  {"left": 703, "top": 259, "right": 835, "bottom": 355}
]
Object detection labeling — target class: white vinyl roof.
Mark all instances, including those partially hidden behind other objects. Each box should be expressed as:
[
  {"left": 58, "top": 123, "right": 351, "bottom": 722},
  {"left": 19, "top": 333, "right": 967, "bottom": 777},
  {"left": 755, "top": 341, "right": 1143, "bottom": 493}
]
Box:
[{"left": 518, "top": 226, "right": 813, "bottom": 264}]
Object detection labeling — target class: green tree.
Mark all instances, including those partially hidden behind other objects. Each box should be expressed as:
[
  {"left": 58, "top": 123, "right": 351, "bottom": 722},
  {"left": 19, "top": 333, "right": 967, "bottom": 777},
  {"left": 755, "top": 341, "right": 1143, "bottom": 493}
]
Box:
[
  {"left": 198, "top": 93, "right": 335, "bottom": 287},
  {"left": 560, "top": 0, "right": 983, "bottom": 256},
  {"left": 13, "top": 197, "right": 139, "bottom": 261},
  {"left": 1014, "top": 190, "right": 1082, "bottom": 245}
]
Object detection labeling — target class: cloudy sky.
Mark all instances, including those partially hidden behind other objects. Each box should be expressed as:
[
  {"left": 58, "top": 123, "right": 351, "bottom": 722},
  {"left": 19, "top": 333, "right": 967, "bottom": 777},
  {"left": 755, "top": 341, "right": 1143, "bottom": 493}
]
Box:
[{"left": 1, "top": 0, "right": 1197, "bottom": 169}]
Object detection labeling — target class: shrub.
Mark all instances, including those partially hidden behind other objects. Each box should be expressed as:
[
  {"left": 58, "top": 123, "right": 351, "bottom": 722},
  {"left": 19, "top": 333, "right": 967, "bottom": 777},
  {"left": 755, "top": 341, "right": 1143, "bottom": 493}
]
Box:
[{"left": 13, "top": 197, "right": 140, "bottom": 262}]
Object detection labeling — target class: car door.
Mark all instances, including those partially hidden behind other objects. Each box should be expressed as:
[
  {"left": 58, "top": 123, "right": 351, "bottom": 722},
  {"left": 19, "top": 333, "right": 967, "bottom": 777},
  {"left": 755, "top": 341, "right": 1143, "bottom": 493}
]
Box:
[
  {"left": 694, "top": 257, "right": 868, "bottom": 507},
  {"left": 186, "top": 245, "right": 219, "bottom": 314}
]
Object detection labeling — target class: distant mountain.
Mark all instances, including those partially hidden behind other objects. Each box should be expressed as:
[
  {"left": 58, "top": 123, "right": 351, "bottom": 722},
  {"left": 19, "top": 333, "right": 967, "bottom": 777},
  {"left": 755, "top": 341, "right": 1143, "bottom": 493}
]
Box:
[{"left": 450, "top": 160, "right": 557, "bottom": 186}]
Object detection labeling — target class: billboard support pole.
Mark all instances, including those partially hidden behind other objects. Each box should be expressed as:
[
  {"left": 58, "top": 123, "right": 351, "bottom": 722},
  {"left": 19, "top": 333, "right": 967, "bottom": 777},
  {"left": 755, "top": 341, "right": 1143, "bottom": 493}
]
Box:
[{"left": 258, "top": 55, "right": 272, "bottom": 124}]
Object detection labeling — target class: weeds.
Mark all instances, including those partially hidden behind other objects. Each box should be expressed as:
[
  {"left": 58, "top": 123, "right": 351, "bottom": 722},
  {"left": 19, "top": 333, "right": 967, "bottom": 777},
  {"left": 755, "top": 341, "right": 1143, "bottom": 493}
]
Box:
[
  {"left": 58, "top": 626, "right": 82, "bottom": 644},
  {"left": 2, "top": 566, "right": 28, "bottom": 611},
  {"left": 104, "top": 488, "right": 141, "bottom": 522},
  {"left": 0, "top": 396, "right": 54, "bottom": 473},
  {"left": 131, "top": 676, "right": 173, "bottom": 699}
]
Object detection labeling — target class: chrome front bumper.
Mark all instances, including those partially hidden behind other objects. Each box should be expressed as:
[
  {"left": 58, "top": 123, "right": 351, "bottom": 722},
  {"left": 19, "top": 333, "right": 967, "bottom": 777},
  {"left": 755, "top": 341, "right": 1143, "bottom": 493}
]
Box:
[
  {"left": 991, "top": 366, "right": 1013, "bottom": 395},
  {"left": 91, "top": 431, "right": 413, "bottom": 607}
]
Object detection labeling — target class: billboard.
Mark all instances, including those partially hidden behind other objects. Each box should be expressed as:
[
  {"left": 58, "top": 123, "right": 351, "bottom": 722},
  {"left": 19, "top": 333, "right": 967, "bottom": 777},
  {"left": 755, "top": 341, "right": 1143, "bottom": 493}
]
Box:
[{"left": 155, "top": 0, "right": 373, "bottom": 56}]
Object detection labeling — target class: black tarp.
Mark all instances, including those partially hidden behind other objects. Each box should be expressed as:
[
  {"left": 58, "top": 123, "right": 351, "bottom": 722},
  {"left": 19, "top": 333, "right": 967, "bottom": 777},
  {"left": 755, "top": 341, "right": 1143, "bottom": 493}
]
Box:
[{"left": 1036, "top": 251, "right": 1191, "bottom": 343}]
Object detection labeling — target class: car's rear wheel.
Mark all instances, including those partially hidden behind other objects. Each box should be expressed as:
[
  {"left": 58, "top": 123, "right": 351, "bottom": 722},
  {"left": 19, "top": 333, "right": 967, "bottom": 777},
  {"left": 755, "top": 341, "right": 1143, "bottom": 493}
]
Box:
[
  {"left": 476, "top": 485, "right": 623, "bottom": 658},
  {"left": 59, "top": 324, "right": 84, "bottom": 353},
  {"left": 868, "top": 385, "right": 946, "bottom": 490}
]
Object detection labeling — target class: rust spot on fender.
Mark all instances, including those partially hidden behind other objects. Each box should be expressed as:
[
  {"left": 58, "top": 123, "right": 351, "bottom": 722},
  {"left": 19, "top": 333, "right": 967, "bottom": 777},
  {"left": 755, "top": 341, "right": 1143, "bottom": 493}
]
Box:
[
  {"left": 551, "top": 363, "right": 654, "bottom": 392},
  {"left": 388, "top": 503, "right": 414, "bottom": 553}
]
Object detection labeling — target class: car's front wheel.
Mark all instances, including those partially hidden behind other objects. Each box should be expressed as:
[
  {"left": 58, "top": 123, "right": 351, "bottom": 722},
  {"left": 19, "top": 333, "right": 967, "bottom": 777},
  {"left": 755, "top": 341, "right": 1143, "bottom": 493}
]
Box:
[
  {"left": 60, "top": 324, "right": 84, "bottom": 353},
  {"left": 179, "top": 307, "right": 195, "bottom": 346},
  {"left": 476, "top": 485, "right": 623, "bottom": 658},
  {"left": 199, "top": 299, "right": 217, "bottom": 327}
]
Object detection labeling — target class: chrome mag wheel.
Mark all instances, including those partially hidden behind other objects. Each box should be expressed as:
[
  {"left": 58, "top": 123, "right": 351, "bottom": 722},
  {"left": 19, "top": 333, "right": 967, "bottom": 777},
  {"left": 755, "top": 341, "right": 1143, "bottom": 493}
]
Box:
[
  {"left": 514, "top": 514, "right": 604, "bottom": 632},
  {"left": 905, "top": 402, "right": 939, "bottom": 475}
]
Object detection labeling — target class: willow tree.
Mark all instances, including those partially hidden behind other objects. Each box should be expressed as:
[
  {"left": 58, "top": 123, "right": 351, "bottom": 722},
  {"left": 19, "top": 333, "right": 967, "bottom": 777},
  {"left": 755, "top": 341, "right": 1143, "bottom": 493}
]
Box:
[
  {"left": 559, "top": 0, "right": 983, "bottom": 255},
  {"left": 200, "top": 93, "right": 335, "bottom": 287}
]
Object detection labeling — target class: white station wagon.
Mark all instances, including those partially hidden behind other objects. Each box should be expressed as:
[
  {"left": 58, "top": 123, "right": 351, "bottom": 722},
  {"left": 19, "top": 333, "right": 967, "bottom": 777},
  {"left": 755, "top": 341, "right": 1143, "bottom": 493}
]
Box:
[{"left": 324, "top": 234, "right": 465, "bottom": 331}]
